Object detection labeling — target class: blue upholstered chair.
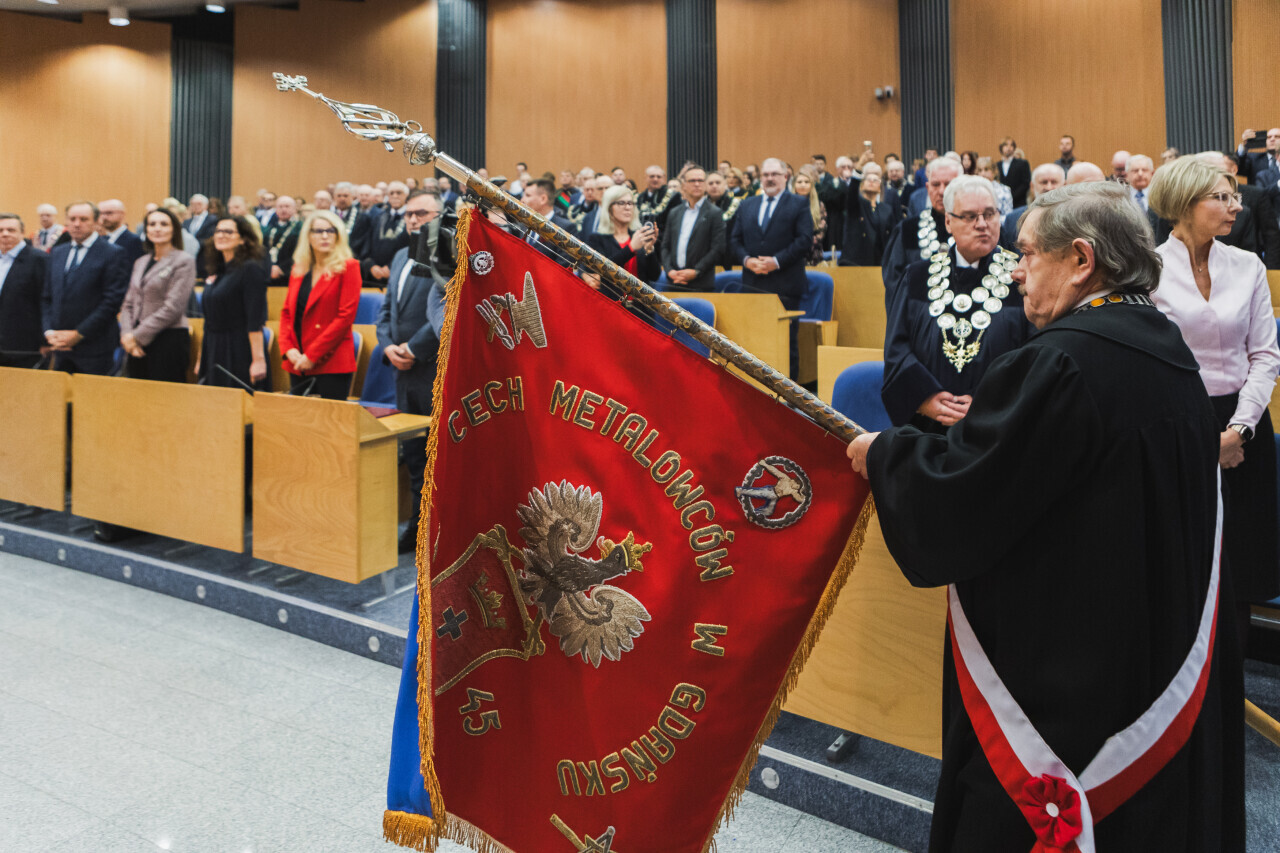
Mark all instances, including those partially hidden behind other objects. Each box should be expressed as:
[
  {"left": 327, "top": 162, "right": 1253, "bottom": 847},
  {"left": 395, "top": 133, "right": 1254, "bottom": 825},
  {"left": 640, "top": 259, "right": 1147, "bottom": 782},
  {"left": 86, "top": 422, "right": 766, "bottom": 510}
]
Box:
[
  {"left": 830, "top": 361, "right": 892, "bottom": 433},
  {"left": 713, "top": 271, "right": 743, "bottom": 293},
  {"left": 657, "top": 297, "right": 716, "bottom": 358},
  {"left": 357, "top": 343, "right": 399, "bottom": 407},
  {"left": 355, "top": 292, "right": 384, "bottom": 324},
  {"left": 800, "top": 271, "right": 834, "bottom": 321}
]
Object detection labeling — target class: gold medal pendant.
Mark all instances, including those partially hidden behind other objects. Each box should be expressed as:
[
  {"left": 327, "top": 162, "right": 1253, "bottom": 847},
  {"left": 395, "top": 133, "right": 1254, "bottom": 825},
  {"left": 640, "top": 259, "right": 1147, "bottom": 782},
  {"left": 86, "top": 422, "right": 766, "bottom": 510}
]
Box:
[{"left": 941, "top": 324, "right": 983, "bottom": 372}]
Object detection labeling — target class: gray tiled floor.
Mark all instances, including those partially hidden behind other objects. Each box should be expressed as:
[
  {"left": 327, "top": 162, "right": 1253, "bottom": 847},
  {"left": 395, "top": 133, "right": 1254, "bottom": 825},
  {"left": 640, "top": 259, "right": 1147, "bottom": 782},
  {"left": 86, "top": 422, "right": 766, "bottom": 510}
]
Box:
[{"left": 0, "top": 552, "right": 902, "bottom": 853}]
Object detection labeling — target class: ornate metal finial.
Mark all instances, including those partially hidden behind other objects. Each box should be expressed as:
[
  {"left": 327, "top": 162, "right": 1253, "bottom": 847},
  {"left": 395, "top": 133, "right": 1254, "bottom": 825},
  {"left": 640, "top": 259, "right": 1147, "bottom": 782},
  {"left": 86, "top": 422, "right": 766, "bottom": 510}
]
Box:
[{"left": 272, "top": 72, "right": 437, "bottom": 164}]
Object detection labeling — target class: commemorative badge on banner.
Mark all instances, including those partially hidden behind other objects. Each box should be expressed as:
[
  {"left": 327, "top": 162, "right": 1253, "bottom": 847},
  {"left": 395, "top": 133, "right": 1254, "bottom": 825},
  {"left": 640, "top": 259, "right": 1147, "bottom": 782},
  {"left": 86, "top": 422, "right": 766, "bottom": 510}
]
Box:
[{"left": 385, "top": 210, "right": 874, "bottom": 853}]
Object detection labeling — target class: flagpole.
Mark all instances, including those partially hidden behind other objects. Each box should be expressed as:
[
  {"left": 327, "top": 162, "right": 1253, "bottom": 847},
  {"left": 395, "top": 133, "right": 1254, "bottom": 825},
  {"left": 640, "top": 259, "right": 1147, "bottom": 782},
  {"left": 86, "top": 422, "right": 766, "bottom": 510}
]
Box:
[{"left": 273, "top": 73, "right": 865, "bottom": 442}]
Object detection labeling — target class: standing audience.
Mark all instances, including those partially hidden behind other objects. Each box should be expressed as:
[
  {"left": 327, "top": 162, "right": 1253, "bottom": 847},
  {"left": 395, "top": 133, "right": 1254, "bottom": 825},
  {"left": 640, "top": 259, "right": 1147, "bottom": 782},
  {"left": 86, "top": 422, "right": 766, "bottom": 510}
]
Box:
[
  {"left": 0, "top": 213, "right": 48, "bottom": 368},
  {"left": 198, "top": 216, "right": 268, "bottom": 389},
  {"left": 119, "top": 207, "right": 196, "bottom": 382}
]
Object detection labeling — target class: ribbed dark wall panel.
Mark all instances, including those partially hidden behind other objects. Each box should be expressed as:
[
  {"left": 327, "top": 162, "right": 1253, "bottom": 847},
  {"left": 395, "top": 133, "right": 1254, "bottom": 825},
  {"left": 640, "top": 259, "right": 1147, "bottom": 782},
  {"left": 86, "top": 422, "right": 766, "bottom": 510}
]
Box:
[
  {"left": 898, "top": 0, "right": 952, "bottom": 162},
  {"left": 436, "top": 0, "right": 486, "bottom": 173},
  {"left": 1162, "top": 0, "right": 1232, "bottom": 154},
  {"left": 170, "top": 37, "right": 233, "bottom": 201},
  {"left": 665, "top": 0, "right": 716, "bottom": 173}
]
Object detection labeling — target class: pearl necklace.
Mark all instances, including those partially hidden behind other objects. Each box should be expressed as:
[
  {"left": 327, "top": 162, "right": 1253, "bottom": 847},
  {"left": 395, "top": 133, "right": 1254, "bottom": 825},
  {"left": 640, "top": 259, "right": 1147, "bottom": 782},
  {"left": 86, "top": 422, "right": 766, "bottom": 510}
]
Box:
[{"left": 926, "top": 247, "right": 1019, "bottom": 372}]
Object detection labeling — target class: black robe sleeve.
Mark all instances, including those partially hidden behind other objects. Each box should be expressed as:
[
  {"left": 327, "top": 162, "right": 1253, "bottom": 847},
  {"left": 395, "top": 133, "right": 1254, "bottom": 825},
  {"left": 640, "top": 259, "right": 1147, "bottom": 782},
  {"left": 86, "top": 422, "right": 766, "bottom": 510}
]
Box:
[
  {"left": 880, "top": 261, "right": 942, "bottom": 425},
  {"left": 868, "top": 343, "right": 1104, "bottom": 584}
]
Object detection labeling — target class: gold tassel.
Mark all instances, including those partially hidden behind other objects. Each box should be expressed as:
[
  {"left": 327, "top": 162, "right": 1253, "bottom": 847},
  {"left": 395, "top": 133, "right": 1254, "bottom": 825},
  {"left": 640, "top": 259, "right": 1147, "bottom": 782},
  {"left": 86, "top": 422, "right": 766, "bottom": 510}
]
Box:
[
  {"left": 407, "top": 207, "right": 475, "bottom": 845},
  {"left": 699, "top": 495, "right": 878, "bottom": 852},
  {"left": 383, "top": 810, "right": 441, "bottom": 851},
  {"left": 440, "top": 814, "right": 519, "bottom": 853}
]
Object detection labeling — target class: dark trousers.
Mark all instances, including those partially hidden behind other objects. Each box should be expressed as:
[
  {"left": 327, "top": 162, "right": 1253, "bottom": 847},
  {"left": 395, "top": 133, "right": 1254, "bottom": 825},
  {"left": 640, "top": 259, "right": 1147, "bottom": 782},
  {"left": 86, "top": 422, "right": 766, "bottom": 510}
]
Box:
[
  {"left": 289, "top": 372, "right": 352, "bottom": 400},
  {"left": 402, "top": 435, "right": 428, "bottom": 529},
  {"left": 125, "top": 328, "right": 190, "bottom": 383},
  {"left": 48, "top": 350, "right": 113, "bottom": 375}
]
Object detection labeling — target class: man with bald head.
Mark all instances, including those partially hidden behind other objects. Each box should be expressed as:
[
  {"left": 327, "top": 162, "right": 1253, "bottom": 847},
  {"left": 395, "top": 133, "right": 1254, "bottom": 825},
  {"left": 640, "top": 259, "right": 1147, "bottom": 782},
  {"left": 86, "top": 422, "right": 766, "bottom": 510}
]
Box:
[
  {"left": 729, "top": 157, "right": 813, "bottom": 377},
  {"left": 1066, "top": 161, "right": 1107, "bottom": 184},
  {"left": 636, "top": 165, "right": 676, "bottom": 232},
  {"left": 264, "top": 195, "right": 301, "bottom": 283},
  {"left": 999, "top": 163, "right": 1067, "bottom": 248},
  {"left": 97, "top": 199, "right": 144, "bottom": 264},
  {"left": 1108, "top": 150, "right": 1131, "bottom": 184}
]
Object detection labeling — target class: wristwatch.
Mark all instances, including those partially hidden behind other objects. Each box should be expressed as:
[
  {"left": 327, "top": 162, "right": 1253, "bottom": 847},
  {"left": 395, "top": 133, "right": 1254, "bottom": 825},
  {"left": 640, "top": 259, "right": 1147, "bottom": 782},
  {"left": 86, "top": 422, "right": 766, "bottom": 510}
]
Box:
[{"left": 1228, "top": 423, "right": 1253, "bottom": 441}]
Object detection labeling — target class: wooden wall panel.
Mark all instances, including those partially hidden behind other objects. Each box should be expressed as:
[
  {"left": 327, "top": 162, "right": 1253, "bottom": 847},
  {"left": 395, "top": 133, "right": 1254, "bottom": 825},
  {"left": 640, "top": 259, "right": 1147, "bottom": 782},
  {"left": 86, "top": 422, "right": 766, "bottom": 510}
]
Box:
[
  {"left": 1233, "top": 0, "right": 1280, "bottom": 145},
  {"left": 953, "top": 0, "right": 1165, "bottom": 171},
  {"left": 486, "top": 0, "right": 666, "bottom": 181},
  {"left": 232, "top": 0, "right": 437, "bottom": 200},
  {"left": 717, "top": 0, "right": 900, "bottom": 173},
  {"left": 0, "top": 12, "right": 171, "bottom": 229}
]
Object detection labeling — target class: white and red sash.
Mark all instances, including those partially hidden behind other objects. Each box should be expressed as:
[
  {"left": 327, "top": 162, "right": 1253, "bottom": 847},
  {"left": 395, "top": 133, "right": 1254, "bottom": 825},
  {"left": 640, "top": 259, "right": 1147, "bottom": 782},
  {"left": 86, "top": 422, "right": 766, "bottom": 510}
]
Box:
[{"left": 948, "top": 478, "right": 1223, "bottom": 853}]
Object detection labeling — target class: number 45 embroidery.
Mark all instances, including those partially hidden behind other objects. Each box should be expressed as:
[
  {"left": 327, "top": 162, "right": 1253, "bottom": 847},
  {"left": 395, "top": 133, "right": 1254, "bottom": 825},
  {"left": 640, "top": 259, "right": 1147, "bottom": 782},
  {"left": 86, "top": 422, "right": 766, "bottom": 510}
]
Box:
[{"left": 459, "top": 687, "right": 501, "bottom": 736}]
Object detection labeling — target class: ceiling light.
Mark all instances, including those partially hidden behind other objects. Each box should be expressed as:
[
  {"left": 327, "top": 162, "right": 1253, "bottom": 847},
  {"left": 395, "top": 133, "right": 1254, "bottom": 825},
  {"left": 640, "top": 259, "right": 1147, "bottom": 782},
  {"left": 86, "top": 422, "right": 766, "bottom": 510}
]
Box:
[
  {"left": 36, "top": 0, "right": 60, "bottom": 5},
  {"left": 108, "top": 4, "right": 129, "bottom": 24},
  {"left": 205, "top": 2, "right": 225, "bottom": 10}
]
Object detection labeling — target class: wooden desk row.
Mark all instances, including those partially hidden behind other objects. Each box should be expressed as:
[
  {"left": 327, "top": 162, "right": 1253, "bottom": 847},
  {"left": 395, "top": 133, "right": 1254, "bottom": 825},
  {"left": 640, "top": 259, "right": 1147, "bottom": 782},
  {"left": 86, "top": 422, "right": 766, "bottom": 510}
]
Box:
[{"left": 0, "top": 368, "right": 429, "bottom": 584}]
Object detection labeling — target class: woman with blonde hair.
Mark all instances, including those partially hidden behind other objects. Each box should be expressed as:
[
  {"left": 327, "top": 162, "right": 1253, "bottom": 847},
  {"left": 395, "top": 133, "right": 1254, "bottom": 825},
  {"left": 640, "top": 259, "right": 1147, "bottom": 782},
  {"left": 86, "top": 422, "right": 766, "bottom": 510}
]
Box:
[
  {"left": 583, "top": 184, "right": 661, "bottom": 287},
  {"left": 1149, "top": 155, "right": 1280, "bottom": 641},
  {"left": 793, "top": 165, "right": 827, "bottom": 265},
  {"left": 277, "top": 210, "right": 362, "bottom": 399}
]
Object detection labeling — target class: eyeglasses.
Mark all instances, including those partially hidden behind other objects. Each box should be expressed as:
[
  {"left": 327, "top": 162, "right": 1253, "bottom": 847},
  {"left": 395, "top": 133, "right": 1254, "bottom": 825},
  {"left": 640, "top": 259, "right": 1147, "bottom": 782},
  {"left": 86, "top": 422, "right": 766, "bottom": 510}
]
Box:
[
  {"left": 310, "top": 227, "right": 338, "bottom": 236},
  {"left": 947, "top": 210, "right": 1000, "bottom": 225},
  {"left": 1202, "top": 192, "right": 1243, "bottom": 205},
  {"left": 213, "top": 228, "right": 239, "bottom": 236},
  {"left": 404, "top": 209, "right": 436, "bottom": 219},
  {"left": 612, "top": 201, "right": 635, "bottom": 208}
]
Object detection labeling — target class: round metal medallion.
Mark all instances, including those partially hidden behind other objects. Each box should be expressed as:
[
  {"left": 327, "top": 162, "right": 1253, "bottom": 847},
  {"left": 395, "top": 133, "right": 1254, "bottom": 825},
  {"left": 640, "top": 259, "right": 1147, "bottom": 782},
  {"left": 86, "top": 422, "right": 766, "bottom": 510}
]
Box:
[
  {"left": 982, "top": 275, "right": 998, "bottom": 289},
  {"left": 929, "top": 299, "right": 945, "bottom": 317},
  {"left": 972, "top": 310, "right": 992, "bottom": 329},
  {"left": 984, "top": 297, "right": 1003, "bottom": 313},
  {"left": 955, "top": 319, "right": 973, "bottom": 338},
  {"left": 928, "top": 286, "right": 944, "bottom": 301},
  {"left": 993, "top": 284, "right": 1010, "bottom": 298},
  {"left": 972, "top": 286, "right": 989, "bottom": 302},
  {"left": 938, "top": 313, "right": 956, "bottom": 329},
  {"left": 941, "top": 290, "right": 953, "bottom": 305},
  {"left": 952, "top": 293, "right": 973, "bottom": 313},
  {"left": 470, "top": 251, "right": 495, "bottom": 275}
]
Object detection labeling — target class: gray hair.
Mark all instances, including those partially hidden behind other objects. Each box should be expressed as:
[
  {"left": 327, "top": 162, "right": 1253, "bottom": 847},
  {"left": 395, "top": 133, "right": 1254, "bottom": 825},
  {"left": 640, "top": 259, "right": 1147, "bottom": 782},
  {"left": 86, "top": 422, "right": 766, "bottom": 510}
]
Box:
[
  {"left": 1125, "top": 154, "right": 1154, "bottom": 172},
  {"left": 1032, "top": 162, "right": 1067, "bottom": 184},
  {"left": 1023, "top": 182, "right": 1162, "bottom": 295},
  {"left": 334, "top": 181, "right": 355, "bottom": 193},
  {"left": 926, "top": 157, "right": 963, "bottom": 180},
  {"left": 189, "top": 194, "right": 208, "bottom": 205},
  {"left": 36, "top": 203, "right": 57, "bottom": 215},
  {"left": 943, "top": 175, "right": 998, "bottom": 213}
]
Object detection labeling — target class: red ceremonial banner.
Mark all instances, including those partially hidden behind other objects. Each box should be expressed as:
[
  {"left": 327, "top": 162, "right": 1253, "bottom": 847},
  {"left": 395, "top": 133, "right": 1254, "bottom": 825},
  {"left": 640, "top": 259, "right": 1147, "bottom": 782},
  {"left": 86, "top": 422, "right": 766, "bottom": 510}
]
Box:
[{"left": 391, "top": 211, "right": 873, "bottom": 853}]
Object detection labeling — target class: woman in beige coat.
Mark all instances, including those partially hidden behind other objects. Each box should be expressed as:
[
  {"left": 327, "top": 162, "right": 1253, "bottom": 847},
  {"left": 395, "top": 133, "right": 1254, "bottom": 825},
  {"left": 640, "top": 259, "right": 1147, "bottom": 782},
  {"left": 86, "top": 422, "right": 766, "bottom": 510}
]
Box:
[{"left": 119, "top": 207, "right": 196, "bottom": 382}]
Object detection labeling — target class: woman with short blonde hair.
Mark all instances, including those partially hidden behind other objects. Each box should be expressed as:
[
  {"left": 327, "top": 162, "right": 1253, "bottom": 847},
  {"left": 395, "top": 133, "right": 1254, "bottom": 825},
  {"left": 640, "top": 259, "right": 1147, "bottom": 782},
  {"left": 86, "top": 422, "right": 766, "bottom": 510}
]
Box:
[
  {"left": 278, "top": 210, "right": 362, "bottom": 399},
  {"left": 1149, "top": 155, "right": 1280, "bottom": 633}
]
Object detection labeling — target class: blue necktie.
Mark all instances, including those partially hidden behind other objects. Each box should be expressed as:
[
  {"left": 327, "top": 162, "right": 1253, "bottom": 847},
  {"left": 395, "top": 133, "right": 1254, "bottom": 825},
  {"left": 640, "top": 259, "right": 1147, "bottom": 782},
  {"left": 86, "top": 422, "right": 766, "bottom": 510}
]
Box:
[
  {"left": 1134, "top": 190, "right": 1146, "bottom": 212},
  {"left": 761, "top": 195, "right": 776, "bottom": 231}
]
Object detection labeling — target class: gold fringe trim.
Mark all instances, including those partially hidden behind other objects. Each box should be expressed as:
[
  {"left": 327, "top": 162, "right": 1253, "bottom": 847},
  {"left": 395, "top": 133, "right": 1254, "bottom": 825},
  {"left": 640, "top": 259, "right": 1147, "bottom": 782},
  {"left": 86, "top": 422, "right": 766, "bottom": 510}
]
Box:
[
  {"left": 383, "top": 810, "right": 441, "bottom": 851},
  {"left": 439, "top": 814, "right": 519, "bottom": 853},
  {"left": 409, "top": 207, "right": 475, "bottom": 843},
  {"left": 700, "top": 495, "right": 878, "bottom": 853}
]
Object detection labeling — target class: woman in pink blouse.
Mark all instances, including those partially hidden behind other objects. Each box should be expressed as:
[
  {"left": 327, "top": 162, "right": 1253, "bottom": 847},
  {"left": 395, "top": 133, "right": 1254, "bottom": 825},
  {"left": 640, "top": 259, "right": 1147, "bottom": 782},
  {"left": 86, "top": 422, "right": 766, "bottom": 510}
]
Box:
[{"left": 1149, "top": 156, "right": 1280, "bottom": 631}]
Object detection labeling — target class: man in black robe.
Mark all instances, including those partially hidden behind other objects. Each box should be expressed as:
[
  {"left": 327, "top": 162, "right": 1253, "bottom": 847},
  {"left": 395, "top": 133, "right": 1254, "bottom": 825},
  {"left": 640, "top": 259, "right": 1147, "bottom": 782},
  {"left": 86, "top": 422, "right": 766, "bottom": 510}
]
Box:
[
  {"left": 880, "top": 156, "right": 961, "bottom": 301},
  {"left": 848, "top": 182, "right": 1244, "bottom": 853},
  {"left": 882, "top": 175, "right": 1033, "bottom": 432}
]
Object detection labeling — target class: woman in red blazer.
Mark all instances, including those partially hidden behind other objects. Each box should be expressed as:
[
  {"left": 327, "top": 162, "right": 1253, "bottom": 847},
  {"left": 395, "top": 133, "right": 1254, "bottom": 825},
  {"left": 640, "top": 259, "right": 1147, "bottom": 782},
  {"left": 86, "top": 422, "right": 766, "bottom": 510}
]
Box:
[{"left": 278, "top": 210, "right": 362, "bottom": 399}]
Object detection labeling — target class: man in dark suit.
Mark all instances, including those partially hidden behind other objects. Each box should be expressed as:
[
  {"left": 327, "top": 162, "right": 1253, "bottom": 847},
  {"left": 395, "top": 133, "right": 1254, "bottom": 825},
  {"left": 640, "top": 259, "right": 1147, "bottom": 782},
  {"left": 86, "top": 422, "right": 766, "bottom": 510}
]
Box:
[
  {"left": 41, "top": 202, "right": 130, "bottom": 375},
  {"left": 375, "top": 190, "right": 449, "bottom": 552},
  {"left": 0, "top": 213, "right": 48, "bottom": 368},
  {"left": 997, "top": 137, "right": 1032, "bottom": 208},
  {"left": 264, "top": 195, "right": 302, "bottom": 285},
  {"left": 183, "top": 194, "right": 217, "bottom": 244},
  {"left": 97, "top": 199, "right": 145, "bottom": 265},
  {"left": 1236, "top": 127, "right": 1280, "bottom": 182},
  {"left": 729, "top": 157, "right": 813, "bottom": 377},
  {"left": 660, "top": 166, "right": 727, "bottom": 292},
  {"left": 636, "top": 165, "right": 677, "bottom": 232},
  {"left": 519, "top": 179, "right": 577, "bottom": 267},
  {"left": 352, "top": 181, "right": 410, "bottom": 286}
]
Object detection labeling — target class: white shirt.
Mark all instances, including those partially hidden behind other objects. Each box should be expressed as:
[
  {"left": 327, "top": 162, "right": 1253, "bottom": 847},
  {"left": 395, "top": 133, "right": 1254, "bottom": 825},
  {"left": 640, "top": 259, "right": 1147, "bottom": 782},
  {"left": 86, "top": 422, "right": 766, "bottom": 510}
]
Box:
[
  {"left": 64, "top": 231, "right": 98, "bottom": 270},
  {"left": 1001, "top": 156, "right": 1013, "bottom": 176},
  {"left": 757, "top": 191, "right": 782, "bottom": 228},
  {"left": 1153, "top": 237, "right": 1280, "bottom": 428},
  {"left": 0, "top": 243, "right": 22, "bottom": 296},
  {"left": 107, "top": 225, "right": 128, "bottom": 244},
  {"left": 676, "top": 196, "right": 705, "bottom": 268},
  {"left": 187, "top": 211, "right": 207, "bottom": 233}
]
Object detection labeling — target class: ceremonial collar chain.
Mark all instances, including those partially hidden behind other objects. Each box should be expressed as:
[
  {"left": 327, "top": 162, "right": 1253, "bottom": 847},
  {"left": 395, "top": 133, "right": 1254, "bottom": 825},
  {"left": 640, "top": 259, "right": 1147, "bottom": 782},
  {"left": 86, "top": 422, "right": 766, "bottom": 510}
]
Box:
[
  {"left": 926, "top": 248, "right": 1018, "bottom": 372},
  {"left": 917, "top": 207, "right": 949, "bottom": 259},
  {"left": 1071, "top": 292, "right": 1154, "bottom": 314},
  {"left": 382, "top": 209, "right": 407, "bottom": 240}
]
